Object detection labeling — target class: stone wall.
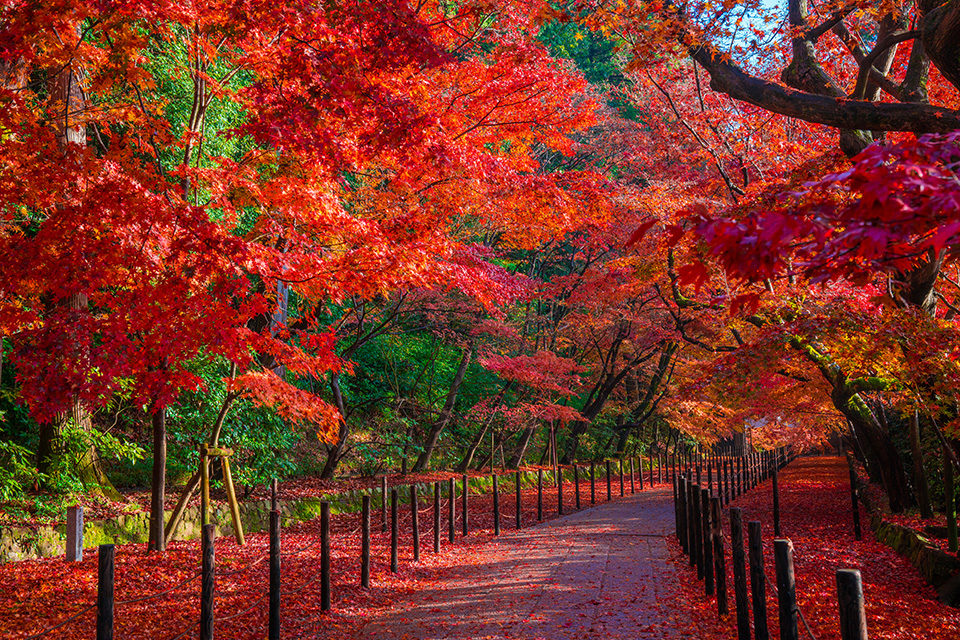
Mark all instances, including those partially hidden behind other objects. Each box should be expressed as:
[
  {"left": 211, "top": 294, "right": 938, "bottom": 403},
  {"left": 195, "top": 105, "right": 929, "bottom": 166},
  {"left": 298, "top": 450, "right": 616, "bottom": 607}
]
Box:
[
  {"left": 852, "top": 460, "right": 960, "bottom": 606},
  {"left": 1, "top": 466, "right": 585, "bottom": 563}
]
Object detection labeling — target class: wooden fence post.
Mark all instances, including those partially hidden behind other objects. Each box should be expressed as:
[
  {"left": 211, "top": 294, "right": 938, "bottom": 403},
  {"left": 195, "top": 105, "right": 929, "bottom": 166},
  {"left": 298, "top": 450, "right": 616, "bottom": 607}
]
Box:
[
  {"left": 773, "top": 465, "right": 781, "bottom": 537},
  {"left": 678, "top": 476, "right": 688, "bottom": 552},
  {"left": 537, "top": 468, "right": 544, "bottom": 521},
  {"left": 390, "top": 489, "right": 399, "bottom": 573},
  {"left": 96, "top": 544, "right": 115, "bottom": 640},
  {"left": 410, "top": 485, "right": 420, "bottom": 562},
  {"left": 321, "top": 501, "right": 331, "bottom": 611},
  {"left": 558, "top": 467, "right": 564, "bottom": 515},
  {"left": 630, "top": 457, "right": 636, "bottom": 493},
  {"left": 493, "top": 475, "right": 501, "bottom": 535},
  {"left": 774, "top": 539, "right": 798, "bottom": 640},
  {"left": 692, "top": 484, "right": 703, "bottom": 577},
  {"left": 515, "top": 469, "right": 522, "bottom": 530},
  {"left": 448, "top": 477, "right": 456, "bottom": 543},
  {"left": 606, "top": 459, "right": 612, "bottom": 501},
  {"left": 590, "top": 462, "right": 596, "bottom": 504},
  {"left": 67, "top": 505, "right": 83, "bottom": 562},
  {"left": 361, "top": 496, "right": 371, "bottom": 587},
  {"left": 381, "top": 476, "right": 388, "bottom": 534},
  {"left": 712, "top": 497, "right": 728, "bottom": 617},
  {"left": 702, "top": 488, "right": 714, "bottom": 595},
  {"left": 730, "top": 509, "right": 750, "bottom": 640},
  {"left": 433, "top": 482, "right": 441, "bottom": 553},
  {"left": 945, "top": 444, "right": 958, "bottom": 552},
  {"left": 462, "top": 475, "right": 469, "bottom": 537},
  {"left": 836, "top": 569, "right": 868, "bottom": 640},
  {"left": 269, "top": 510, "right": 281, "bottom": 639},
  {"left": 574, "top": 465, "right": 581, "bottom": 509},
  {"left": 619, "top": 459, "right": 625, "bottom": 496},
  {"left": 747, "top": 521, "right": 769, "bottom": 640},
  {"left": 200, "top": 524, "right": 214, "bottom": 640}
]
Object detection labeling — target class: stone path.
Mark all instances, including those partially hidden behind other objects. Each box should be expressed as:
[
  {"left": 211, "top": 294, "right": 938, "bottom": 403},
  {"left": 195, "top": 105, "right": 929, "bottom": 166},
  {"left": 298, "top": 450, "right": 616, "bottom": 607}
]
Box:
[{"left": 359, "top": 486, "right": 692, "bottom": 639}]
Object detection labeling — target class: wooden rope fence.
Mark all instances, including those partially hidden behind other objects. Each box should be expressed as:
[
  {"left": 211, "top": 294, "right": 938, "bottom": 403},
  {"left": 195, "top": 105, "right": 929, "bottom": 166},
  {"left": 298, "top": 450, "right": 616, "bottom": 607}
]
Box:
[
  {"left": 27, "top": 458, "right": 672, "bottom": 639},
  {"left": 672, "top": 446, "right": 872, "bottom": 640}
]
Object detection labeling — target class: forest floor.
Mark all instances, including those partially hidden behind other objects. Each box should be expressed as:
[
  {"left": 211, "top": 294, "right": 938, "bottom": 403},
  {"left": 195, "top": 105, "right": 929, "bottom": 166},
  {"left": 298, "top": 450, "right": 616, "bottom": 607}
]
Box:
[
  {"left": 1, "top": 471, "right": 670, "bottom": 639},
  {"left": 5, "top": 457, "right": 960, "bottom": 639}
]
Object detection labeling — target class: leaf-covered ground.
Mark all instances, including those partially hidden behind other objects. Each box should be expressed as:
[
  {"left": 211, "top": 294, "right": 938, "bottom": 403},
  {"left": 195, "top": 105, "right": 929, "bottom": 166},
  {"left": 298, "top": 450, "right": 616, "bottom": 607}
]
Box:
[
  {"left": 673, "top": 456, "right": 960, "bottom": 640},
  {"left": 2, "top": 468, "right": 654, "bottom": 639}
]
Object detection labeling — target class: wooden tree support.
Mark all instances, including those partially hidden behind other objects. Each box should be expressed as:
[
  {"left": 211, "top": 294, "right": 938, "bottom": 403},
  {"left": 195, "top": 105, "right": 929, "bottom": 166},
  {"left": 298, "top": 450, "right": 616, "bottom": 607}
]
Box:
[{"left": 199, "top": 444, "right": 245, "bottom": 545}]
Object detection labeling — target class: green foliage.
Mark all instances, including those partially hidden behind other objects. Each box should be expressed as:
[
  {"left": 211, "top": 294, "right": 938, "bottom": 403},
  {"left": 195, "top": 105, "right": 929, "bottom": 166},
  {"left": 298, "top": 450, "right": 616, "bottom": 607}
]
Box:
[{"left": 0, "top": 441, "right": 46, "bottom": 501}]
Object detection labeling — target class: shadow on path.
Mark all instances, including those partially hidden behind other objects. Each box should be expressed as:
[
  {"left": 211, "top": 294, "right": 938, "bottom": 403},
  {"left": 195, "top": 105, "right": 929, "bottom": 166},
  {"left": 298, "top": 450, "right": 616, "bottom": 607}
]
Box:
[{"left": 360, "top": 487, "right": 692, "bottom": 639}]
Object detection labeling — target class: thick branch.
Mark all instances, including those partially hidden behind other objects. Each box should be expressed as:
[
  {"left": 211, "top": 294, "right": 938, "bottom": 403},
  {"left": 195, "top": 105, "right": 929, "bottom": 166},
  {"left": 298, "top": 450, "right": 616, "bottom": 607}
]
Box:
[{"left": 690, "top": 45, "right": 960, "bottom": 133}]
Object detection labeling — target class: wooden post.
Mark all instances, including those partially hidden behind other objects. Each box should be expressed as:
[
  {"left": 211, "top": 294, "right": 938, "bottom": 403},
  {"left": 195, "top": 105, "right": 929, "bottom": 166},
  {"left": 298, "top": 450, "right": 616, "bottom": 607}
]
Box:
[
  {"left": 271, "top": 478, "right": 278, "bottom": 511},
  {"left": 461, "top": 474, "right": 469, "bottom": 536},
  {"left": 707, "top": 458, "right": 713, "bottom": 494},
  {"left": 96, "top": 544, "right": 115, "bottom": 640},
  {"left": 321, "top": 501, "right": 331, "bottom": 611},
  {"left": 200, "top": 445, "right": 210, "bottom": 528},
  {"left": 381, "top": 476, "right": 388, "bottom": 534},
  {"left": 730, "top": 509, "right": 750, "bottom": 640},
  {"left": 493, "top": 475, "right": 501, "bottom": 535},
  {"left": 678, "top": 476, "right": 688, "bottom": 552},
  {"left": 390, "top": 489, "right": 399, "bottom": 573},
  {"left": 836, "top": 569, "right": 869, "bottom": 640},
  {"left": 574, "top": 465, "right": 581, "bottom": 509},
  {"left": 748, "top": 521, "right": 769, "bottom": 640},
  {"left": 448, "top": 477, "right": 456, "bottom": 543},
  {"left": 702, "top": 488, "right": 714, "bottom": 595},
  {"left": 221, "top": 456, "right": 245, "bottom": 546},
  {"left": 650, "top": 450, "right": 655, "bottom": 486},
  {"left": 67, "top": 505, "right": 83, "bottom": 562},
  {"left": 361, "top": 496, "right": 371, "bottom": 587},
  {"left": 537, "top": 468, "right": 544, "bottom": 521},
  {"left": 774, "top": 539, "right": 798, "bottom": 640},
  {"left": 712, "top": 497, "right": 728, "bottom": 617},
  {"left": 773, "top": 465, "right": 781, "bottom": 537},
  {"left": 638, "top": 456, "right": 644, "bottom": 490},
  {"left": 433, "top": 482, "right": 441, "bottom": 553},
  {"left": 692, "top": 483, "right": 703, "bottom": 577},
  {"left": 557, "top": 467, "right": 563, "bottom": 515},
  {"left": 630, "top": 458, "right": 636, "bottom": 493},
  {"left": 515, "top": 469, "right": 522, "bottom": 530},
  {"left": 200, "top": 524, "right": 214, "bottom": 640},
  {"left": 619, "top": 458, "right": 625, "bottom": 496},
  {"left": 848, "top": 462, "right": 862, "bottom": 541},
  {"left": 269, "top": 510, "right": 281, "bottom": 639},
  {"left": 410, "top": 485, "right": 420, "bottom": 562},
  {"left": 946, "top": 444, "right": 958, "bottom": 552},
  {"left": 590, "top": 462, "right": 596, "bottom": 504},
  {"left": 606, "top": 459, "right": 612, "bottom": 501}
]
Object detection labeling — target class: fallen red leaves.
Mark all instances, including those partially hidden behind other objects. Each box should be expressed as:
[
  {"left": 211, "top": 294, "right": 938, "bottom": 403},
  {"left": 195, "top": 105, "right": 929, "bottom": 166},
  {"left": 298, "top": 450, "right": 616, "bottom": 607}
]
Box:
[
  {"left": 671, "top": 456, "right": 960, "bottom": 640},
  {"left": 1, "top": 470, "right": 657, "bottom": 639}
]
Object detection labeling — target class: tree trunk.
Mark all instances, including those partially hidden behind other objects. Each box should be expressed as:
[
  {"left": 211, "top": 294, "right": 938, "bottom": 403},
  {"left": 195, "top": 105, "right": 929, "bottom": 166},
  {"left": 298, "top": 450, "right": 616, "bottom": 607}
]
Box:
[
  {"left": 842, "top": 394, "right": 911, "bottom": 512},
  {"left": 319, "top": 372, "right": 349, "bottom": 479},
  {"left": 910, "top": 410, "right": 933, "bottom": 519},
  {"left": 508, "top": 424, "right": 536, "bottom": 468},
  {"left": 412, "top": 345, "right": 472, "bottom": 472},
  {"left": 149, "top": 406, "right": 167, "bottom": 551}
]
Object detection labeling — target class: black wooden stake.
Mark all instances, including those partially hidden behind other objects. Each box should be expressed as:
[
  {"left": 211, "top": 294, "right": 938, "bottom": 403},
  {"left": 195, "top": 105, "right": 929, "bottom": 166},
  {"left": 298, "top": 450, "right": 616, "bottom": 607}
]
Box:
[
  {"left": 557, "top": 467, "right": 563, "bottom": 515},
  {"left": 433, "top": 482, "right": 441, "bottom": 554},
  {"left": 461, "top": 475, "right": 469, "bottom": 537},
  {"left": 590, "top": 462, "right": 596, "bottom": 504},
  {"left": 747, "top": 521, "right": 769, "bottom": 640},
  {"left": 606, "top": 459, "right": 612, "bottom": 501},
  {"left": 515, "top": 469, "right": 522, "bottom": 530},
  {"left": 702, "top": 488, "right": 714, "bottom": 595},
  {"left": 269, "top": 510, "right": 281, "bottom": 638},
  {"left": 448, "top": 477, "right": 456, "bottom": 543},
  {"left": 390, "top": 489, "right": 399, "bottom": 573},
  {"left": 774, "top": 539, "right": 798, "bottom": 640},
  {"left": 574, "top": 465, "right": 581, "bottom": 509},
  {"left": 772, "top": 466, "right": 781, "bottom": 537},
  {"left": 361, "top": 496, "right": 371, "bottom": 588},
  {"left": 712, "top": 497, "right": 728, "bottom": 617},
  {"left": 321, "top": 501, "right": 331, "bottom": 611},
  {"left": 537, "top": 468, "right": 544, "bottom": 522},
  {"left": 96, "top": 544, "right": 115, "bottom": 640},
  {"left": 836, "top": 569, "right": 869, "bottom": 640},
  {"left": 410, "top": 485, "right": 420, "bottom": 562},
  {"left": 493, "top": 475, "right": 501, "bottom": 535},
  {"left": 381, "top": 476, "right": 388, "bottom": 534},
  {"left": 200, "top": 524, "right": 214, "bottom": 640},
  {"left": 730, "top": 509, "right": 750, "bottom": 640}
]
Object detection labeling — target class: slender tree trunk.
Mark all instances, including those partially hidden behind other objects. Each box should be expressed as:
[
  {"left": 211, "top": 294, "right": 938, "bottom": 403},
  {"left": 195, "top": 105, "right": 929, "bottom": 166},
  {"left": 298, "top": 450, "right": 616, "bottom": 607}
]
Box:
[
  {"left": 320, "top": 373, "right": 349, "bottom": 479},
  {"left": 149, "top": 407, "right": 167, "bottom": 551},
  {"left": 413, "top": 345, "right": 472, "bottom": 472},
  {"left": 508, "top": 424, "right": 536, "bottom": 468},
  {"left": 910, "top": 410, "right": 933, "bottom": 518}
]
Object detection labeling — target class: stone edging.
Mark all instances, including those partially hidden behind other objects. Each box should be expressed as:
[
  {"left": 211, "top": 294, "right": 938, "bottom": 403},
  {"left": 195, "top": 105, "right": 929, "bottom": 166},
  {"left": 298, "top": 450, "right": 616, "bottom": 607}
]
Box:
[
  {"left": 1, "top": 467, "right": 586, "bottom": 563},
  {"left": 851, "top": 459, "right": 960, "bottom": 606}
]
